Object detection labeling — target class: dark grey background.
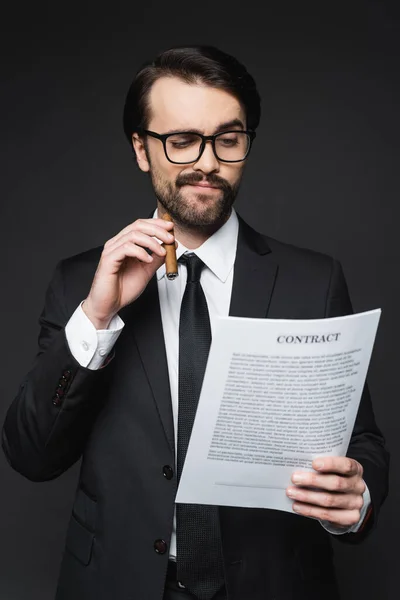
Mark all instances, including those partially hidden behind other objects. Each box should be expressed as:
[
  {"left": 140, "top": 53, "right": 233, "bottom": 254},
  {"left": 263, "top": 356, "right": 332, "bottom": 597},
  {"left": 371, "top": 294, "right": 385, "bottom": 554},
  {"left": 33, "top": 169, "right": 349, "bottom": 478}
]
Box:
[{"left": 1, "top": 1, "right": 398, "bottom": 599}]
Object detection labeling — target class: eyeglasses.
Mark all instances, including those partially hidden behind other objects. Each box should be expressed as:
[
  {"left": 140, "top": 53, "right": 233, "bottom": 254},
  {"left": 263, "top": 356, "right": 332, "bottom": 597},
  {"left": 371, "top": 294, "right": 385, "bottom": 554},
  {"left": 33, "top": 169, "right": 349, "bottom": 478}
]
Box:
[{"left": 139, "top": 129, "right": 256, "bottom": 164}]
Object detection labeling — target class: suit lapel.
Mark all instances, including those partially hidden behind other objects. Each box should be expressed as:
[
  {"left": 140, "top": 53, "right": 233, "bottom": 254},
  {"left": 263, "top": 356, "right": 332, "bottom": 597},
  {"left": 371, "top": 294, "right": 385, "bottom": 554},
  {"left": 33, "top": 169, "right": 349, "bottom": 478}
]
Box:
[
  {"left": 229, "top": 215, "right": 278, "bottom": 318},
  {"left": 118, "top": 213, "right": 278, "bottom": 456},
  {"left": 120, "top": 276, "right": 175, "bottom": 455}
]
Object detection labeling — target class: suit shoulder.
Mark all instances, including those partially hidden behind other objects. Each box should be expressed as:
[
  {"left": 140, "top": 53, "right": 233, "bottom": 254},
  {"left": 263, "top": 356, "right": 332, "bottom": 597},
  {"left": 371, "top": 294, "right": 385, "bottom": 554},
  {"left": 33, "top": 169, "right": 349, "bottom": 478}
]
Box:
[
  {"left": 50, "top": 246, "right": 103, "bottom": 315},
  {"left": 58, "top": 245, "right": 103, "bottom": 276},
  {"left": 238, "top": 214, "right": 337, "bottom": 271},
  {"left": 257, "top": 231, "right": 343, "bottom": 300},
  {"left": 265, "top": 235, "right": 336, "bottom": 268}
]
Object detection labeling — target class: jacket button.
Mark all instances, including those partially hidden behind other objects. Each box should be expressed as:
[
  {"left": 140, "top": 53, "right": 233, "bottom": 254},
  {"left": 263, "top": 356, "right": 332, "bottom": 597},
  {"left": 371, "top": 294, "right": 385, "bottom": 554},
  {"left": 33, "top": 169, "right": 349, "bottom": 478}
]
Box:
[
  {"left": 163, "top": 465, "right": 173, "bottom": 480},
  {"left": 63, "top": 370, "right": 72, "bottom": 379},
  {"left": 52, "top": 394, "right": 62, "bottom": 406},
  {"left": 154, "top": 539, "right": 168, "bottom": 554}
]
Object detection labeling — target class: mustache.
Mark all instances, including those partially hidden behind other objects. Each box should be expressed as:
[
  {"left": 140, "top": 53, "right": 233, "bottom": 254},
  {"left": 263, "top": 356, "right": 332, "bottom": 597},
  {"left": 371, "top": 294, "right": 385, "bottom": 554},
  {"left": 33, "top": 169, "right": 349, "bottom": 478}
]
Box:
[{"left": 176, "top": 172, "right": 231, "bottom": 190}]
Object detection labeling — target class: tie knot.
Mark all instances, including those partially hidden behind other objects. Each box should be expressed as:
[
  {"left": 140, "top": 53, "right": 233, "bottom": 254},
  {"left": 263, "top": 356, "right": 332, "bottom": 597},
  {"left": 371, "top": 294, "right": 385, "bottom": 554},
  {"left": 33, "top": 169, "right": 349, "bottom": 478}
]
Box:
[{"left": 181, "top": 253, "right": 205, "bottom": 282}]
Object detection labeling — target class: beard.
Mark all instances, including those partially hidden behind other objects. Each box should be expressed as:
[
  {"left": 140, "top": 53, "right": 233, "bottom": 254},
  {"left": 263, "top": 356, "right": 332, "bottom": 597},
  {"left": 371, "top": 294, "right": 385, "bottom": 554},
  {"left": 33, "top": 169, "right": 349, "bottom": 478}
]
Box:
[{"left": 150, "top": 168, "right": 242, "bottom": 230}]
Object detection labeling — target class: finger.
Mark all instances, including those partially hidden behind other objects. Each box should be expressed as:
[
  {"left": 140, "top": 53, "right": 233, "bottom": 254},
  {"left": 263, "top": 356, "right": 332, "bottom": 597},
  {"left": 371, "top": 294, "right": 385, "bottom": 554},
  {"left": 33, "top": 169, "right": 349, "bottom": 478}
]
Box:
[
  {"left": 312, "top": 457, "right": 363, "bottom": 478},
  {"left": 114, "top": 218, "right": 174, "bottom": 241},
  {"left": 105, "top": 226, "right": 174, "bottom": 253},
  {"left": 103, "top": 241, "right": 156, "bottom": 266},
  {"left": 291, "top": 471, "right": 365, "bottom": 494},
  {"left": 286, "top": 487, "right": 364, "bottom": 510},
  {"left": 105, "top": 219, "right": 174, "bottom": 249},
  {"left": 133, "top": 219, "right": 176, "bottom": 244},
  {"left": 104, "top": 231, "right": 167, "bottom": 258},
  {"left": 291, "top": 502, "right": 362, "bottom": 527}
]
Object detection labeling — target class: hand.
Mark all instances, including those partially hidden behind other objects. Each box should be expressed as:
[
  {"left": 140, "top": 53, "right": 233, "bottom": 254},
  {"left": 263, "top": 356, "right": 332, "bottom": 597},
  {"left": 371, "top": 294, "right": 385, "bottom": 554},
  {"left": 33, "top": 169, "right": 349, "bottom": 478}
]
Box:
[
  {"left": 286, "top": 457, "right": 365, "bottom": 528},
  {"left": 82, "top": 218, "right": 175, "bottom": 329}
]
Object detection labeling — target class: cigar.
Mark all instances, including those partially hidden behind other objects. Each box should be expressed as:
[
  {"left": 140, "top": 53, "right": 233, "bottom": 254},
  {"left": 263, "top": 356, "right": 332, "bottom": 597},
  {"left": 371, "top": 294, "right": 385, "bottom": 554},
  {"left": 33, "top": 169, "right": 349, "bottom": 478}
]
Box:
[{"left": 161, "top": 212, "right": 178, "bottom": 280}]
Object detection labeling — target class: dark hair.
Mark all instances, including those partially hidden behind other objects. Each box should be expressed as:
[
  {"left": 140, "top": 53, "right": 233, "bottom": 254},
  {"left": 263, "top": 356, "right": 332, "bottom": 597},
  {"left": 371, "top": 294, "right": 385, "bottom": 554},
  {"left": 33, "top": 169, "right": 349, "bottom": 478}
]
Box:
[{"left": 122, "top": 45, "right": 261, "bottom": 145}]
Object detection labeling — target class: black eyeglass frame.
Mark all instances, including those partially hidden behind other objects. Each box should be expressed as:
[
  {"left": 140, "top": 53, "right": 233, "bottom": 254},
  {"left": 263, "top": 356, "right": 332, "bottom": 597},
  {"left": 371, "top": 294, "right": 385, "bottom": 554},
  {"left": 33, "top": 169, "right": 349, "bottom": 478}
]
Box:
[{"left": 138, "top": 128, "right": 257, "bottom": 164}]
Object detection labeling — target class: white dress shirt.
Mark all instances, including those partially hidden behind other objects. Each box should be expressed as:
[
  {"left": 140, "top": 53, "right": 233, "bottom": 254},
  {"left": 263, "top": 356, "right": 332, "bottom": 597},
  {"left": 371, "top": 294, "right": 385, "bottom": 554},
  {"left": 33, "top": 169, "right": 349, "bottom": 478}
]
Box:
[{"left": 65, "top": 207, "right": 371, "bottom": 560}]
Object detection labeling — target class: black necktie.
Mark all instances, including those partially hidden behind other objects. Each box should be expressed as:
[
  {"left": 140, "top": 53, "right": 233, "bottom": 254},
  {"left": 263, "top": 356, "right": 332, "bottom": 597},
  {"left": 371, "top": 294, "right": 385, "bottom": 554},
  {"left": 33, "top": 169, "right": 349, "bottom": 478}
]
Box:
[{"left": 176, "top": 253, "right": 225, "bottom": 600}]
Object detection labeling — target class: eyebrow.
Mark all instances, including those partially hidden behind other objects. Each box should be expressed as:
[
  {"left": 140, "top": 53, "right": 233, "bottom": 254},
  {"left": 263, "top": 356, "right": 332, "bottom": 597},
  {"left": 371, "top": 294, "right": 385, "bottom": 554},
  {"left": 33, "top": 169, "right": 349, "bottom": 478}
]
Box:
[{"left": 163, "top": 118, "right": 246, "bottom": 135}]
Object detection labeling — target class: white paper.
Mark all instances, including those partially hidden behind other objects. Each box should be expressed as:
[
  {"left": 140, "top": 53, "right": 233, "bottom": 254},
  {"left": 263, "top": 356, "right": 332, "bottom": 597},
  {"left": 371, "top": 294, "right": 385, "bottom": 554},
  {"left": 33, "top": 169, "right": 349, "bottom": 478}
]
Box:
[{"left": 175, "top": 309, "right": 381, "bottom": 512}]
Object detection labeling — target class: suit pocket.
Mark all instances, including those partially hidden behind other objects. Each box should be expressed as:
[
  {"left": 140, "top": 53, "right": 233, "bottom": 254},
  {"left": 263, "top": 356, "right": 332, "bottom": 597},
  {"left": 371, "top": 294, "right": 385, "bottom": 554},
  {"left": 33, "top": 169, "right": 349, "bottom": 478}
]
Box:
[
  {"left": 66, "top": 486, "right": 97, "bottom": 566},
  {"left": 66, "top": 514, "right": 94, "bottom": 566},
  {"left": 72, "top": 485, "right": 97, "bottom": 532}
]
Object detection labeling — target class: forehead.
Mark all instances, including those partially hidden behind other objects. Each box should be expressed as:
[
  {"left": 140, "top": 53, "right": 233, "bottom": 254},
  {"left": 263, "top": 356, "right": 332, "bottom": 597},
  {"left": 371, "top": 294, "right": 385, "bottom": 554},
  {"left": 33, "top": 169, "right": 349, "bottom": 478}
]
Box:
[{"left": 147, "top": 76, "right": 246, "bottom": 133}]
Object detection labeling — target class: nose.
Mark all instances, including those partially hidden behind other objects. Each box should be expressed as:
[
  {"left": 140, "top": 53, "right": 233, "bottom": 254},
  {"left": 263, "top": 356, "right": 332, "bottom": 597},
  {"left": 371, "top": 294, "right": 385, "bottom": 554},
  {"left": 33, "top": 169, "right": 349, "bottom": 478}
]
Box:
[{"left": 192, "top": 140, "right": 220, "bottom": 174}]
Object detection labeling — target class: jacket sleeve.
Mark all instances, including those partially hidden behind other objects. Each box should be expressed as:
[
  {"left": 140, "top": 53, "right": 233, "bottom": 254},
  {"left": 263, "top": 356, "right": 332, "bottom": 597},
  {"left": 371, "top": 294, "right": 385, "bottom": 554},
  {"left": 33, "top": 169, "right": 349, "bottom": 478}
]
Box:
[
  {"left": 324, "top": 259, "right": 389, "bottom": 542},
  {"left": 2, "top": 259, "right": 114, "bottom": 482}
]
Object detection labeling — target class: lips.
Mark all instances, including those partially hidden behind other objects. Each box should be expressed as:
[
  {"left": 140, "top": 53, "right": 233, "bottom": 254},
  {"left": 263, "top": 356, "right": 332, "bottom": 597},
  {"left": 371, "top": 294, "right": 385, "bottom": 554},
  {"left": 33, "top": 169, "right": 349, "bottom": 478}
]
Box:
[{"left": 186, "top": 183, "right": 220, "bottom": 189}]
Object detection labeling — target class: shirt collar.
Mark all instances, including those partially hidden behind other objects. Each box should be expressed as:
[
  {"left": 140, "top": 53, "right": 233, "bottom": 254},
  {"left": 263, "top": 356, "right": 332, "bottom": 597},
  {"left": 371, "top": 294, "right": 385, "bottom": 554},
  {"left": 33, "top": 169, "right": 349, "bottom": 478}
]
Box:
[{"left": 154, "top": 207, "right": 239, "bottom": 282}]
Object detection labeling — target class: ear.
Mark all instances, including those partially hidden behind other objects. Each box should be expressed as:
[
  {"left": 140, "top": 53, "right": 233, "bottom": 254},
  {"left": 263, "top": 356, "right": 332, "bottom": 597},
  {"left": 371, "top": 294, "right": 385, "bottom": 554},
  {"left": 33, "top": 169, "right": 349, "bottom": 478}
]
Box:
[{"left": 132, "top": 133, "right": 150, "bottom": 172}]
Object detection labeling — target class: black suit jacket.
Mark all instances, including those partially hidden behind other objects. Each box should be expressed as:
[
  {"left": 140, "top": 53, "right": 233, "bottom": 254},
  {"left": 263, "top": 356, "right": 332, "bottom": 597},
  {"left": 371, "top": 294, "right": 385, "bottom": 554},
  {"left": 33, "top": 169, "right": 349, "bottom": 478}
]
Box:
[{"left": 2, "top": 214, "right": 389, "bottom": 600}]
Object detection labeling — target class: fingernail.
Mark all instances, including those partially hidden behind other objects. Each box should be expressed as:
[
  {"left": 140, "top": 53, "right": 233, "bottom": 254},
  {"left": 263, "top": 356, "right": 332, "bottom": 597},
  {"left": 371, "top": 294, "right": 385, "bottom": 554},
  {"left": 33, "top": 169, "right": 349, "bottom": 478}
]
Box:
[
  {"left": 287, "top": 488, "right": 298, "bottom": 498},
  {"left": 314, "top": 460, "right": 324, "bottom": 470},
  {"left": 292, "top": 503, "right": 301, "bottom": 513},
  {"left": 292, "top": 473, "right": 305, "bottom": 483}
]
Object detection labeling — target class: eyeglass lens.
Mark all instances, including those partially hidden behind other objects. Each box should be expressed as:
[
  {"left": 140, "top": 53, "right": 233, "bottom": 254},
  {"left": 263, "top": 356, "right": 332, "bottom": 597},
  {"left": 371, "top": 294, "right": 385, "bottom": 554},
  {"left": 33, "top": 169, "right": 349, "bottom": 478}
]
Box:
[{"left": 165, "top": 132, "right": 250, "bottom": 163}]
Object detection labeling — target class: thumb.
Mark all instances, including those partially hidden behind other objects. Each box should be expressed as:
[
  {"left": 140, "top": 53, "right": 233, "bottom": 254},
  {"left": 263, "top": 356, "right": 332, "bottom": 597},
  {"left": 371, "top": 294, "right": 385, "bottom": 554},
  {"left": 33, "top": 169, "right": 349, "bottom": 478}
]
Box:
[
  {"left": 157, "top": 240, "right": 178, "bottom": 272},
  {"left": 151, "top": 250, "right": 167, "bottom": 271},
  {"left": 145, "top": 241, "right": 178, "bottom": 276}
]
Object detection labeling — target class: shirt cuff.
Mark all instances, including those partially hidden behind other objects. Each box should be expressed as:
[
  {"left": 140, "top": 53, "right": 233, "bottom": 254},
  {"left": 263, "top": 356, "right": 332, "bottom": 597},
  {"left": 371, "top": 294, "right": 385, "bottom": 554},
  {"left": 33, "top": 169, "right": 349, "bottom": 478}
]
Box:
[
  {"left": 319, "top": 481, "right": 371, "bottom": 535},
  {"left": 65, "top": 301, "right": 124, "bottom": 369}
]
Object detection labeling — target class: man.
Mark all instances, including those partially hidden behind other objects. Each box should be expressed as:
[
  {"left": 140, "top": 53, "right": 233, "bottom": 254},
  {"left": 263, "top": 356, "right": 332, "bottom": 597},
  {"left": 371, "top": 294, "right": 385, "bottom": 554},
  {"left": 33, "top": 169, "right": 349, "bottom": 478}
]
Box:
[{"left": 2, "top": 45, "right": 389, "bottom": 600}]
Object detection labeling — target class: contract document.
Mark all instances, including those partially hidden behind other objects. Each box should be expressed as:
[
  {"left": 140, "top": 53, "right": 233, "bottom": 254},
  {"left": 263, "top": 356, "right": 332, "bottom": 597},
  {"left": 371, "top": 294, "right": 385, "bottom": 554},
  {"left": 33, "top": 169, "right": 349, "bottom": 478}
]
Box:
[{"left": 175, "top": 309, "right": 381, "bottom": 512}]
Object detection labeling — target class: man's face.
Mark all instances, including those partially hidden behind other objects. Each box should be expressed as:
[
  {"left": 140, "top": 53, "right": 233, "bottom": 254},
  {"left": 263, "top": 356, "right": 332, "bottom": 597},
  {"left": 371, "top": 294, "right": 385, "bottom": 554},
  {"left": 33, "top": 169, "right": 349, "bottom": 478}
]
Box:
[{"left": 132, "top": 77, "right": 248, "bottom": 229}]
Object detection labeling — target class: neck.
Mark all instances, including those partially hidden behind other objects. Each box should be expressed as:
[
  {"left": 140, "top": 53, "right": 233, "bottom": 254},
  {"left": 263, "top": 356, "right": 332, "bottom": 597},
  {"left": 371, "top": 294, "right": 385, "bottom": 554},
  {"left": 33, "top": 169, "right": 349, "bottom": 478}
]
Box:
[{"left": 157, "top": 202, "right": 231, "bottom": 250}]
